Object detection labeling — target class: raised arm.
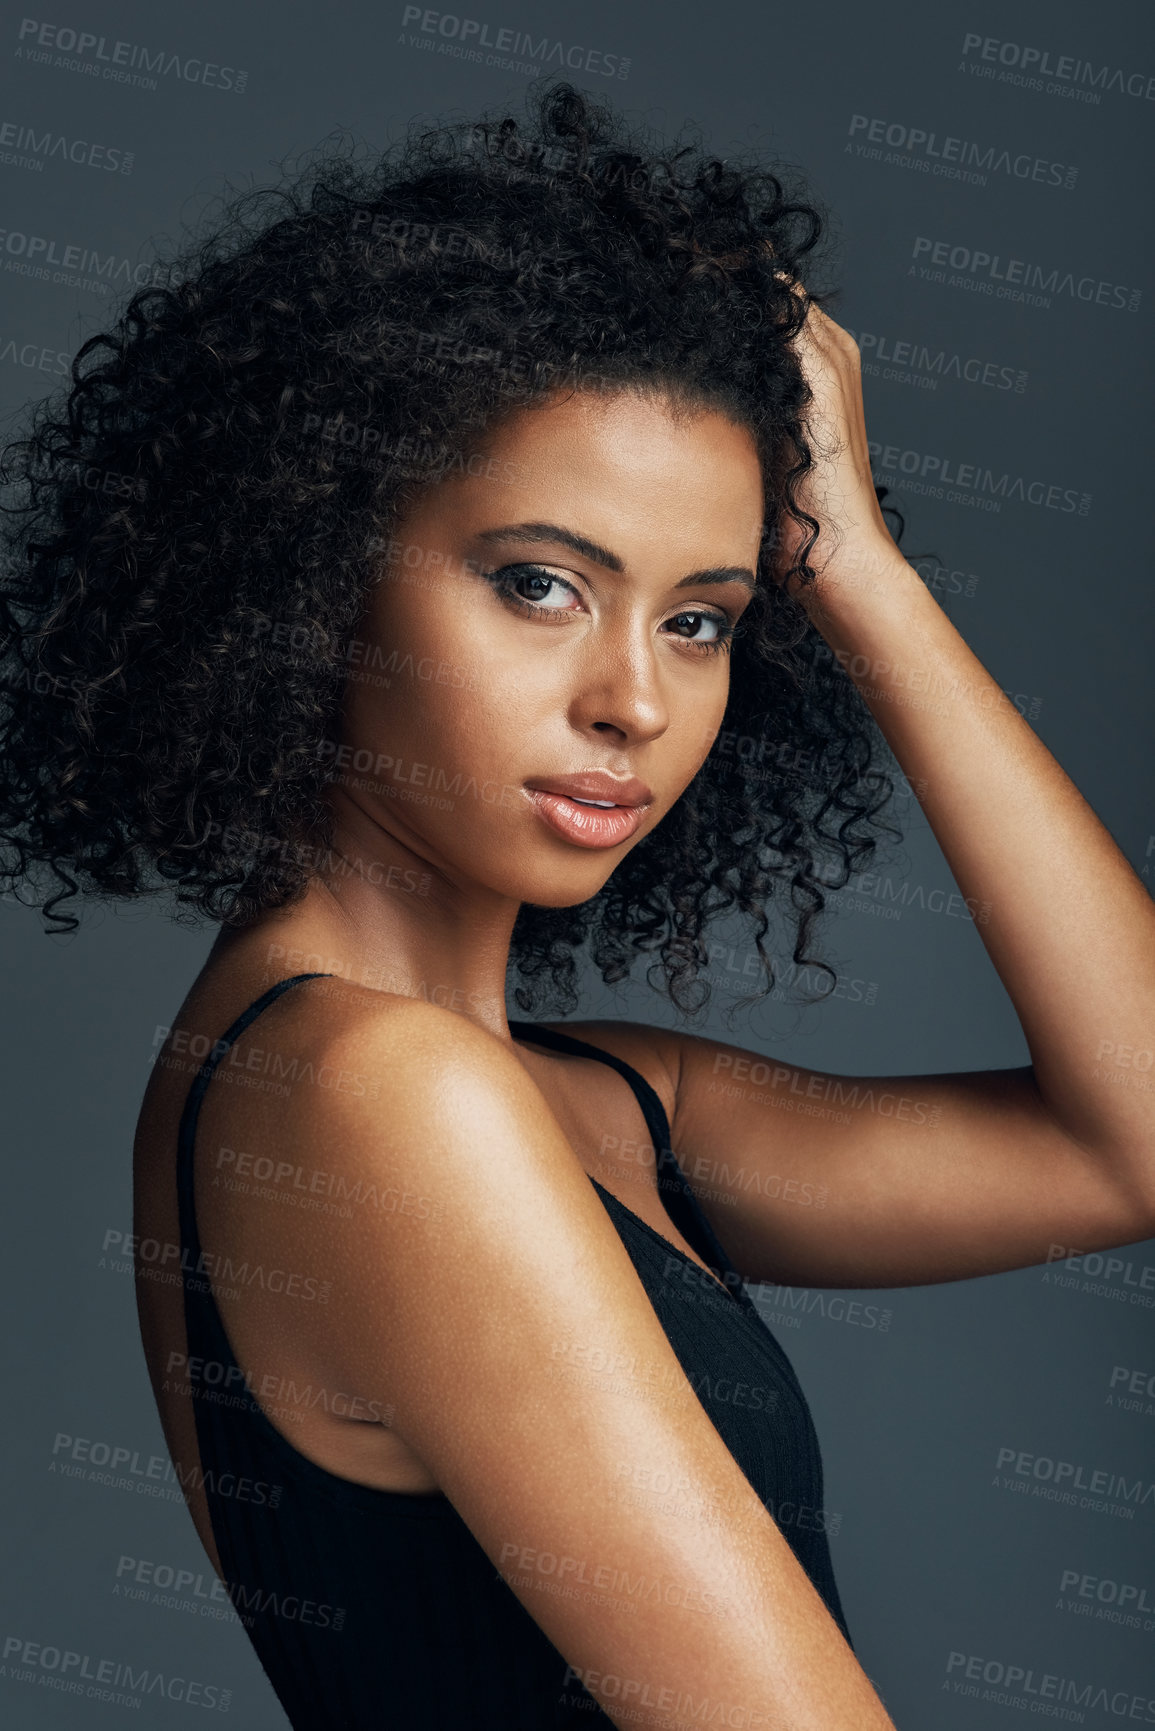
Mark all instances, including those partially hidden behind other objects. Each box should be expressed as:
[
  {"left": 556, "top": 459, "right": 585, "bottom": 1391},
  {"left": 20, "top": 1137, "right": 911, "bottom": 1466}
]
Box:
[
  {"left": 607, "top": 306, "right": 1155, "bottom": 1290},
  {"left": 207, "top": 992, "right": 896, "bottom": 1731}
]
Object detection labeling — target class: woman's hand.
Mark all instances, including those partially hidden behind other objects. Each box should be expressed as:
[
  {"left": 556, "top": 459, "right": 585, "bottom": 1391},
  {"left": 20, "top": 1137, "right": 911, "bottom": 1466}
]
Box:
[{"left": 776, "top": 300, "right": 908, "bottom": 606}]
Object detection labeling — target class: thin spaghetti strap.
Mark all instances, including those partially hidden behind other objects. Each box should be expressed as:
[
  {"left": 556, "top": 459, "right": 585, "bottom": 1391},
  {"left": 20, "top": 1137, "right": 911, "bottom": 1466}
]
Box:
[
  {"left": 507, "top": 1019, "right": 744, "bottom": 1293},
  {"left": 175, "top": 972, "right": 334, "bottom": 1273}
]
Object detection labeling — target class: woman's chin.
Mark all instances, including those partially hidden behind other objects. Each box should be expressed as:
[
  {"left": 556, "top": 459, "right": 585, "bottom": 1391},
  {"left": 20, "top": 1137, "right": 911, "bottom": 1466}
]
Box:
[{"left": 502, "top": 860, "right": 619, "bottom": 912}]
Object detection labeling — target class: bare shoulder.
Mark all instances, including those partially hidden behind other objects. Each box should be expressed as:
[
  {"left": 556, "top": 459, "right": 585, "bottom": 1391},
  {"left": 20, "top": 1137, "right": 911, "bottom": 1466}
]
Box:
[
  {"left": 237, "top": 979, "right": 579, "bottom": 1208},
  {"left": 280, "top": 978, "right": 553, "bottom": 1132}
]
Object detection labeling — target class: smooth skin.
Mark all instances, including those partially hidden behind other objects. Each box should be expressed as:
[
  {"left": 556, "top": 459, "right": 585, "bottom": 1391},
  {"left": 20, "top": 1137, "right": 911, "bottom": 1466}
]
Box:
[{"left": 134, "top": 308, "right": 1155, "bottom": 1731}]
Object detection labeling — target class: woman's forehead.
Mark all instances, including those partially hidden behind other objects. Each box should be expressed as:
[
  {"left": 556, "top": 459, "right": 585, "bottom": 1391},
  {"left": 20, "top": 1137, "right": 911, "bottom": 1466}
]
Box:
[
  {"left": 398, "top": 396, "right": 765, "bottom": 572},
  {"left": 448, "top": 390, "right": 763, "bottom": 508}
]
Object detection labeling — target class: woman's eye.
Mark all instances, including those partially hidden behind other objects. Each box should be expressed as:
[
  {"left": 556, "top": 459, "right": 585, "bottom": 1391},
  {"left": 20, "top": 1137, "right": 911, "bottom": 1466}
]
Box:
[
  {"left": 489, "top": 563, "right": 581, "bottom": 613},
  {"left": 512, "top": 569, "right": 577, "bottom": 608},
  {"left": 664, "top": 610, "right": 733, "bottom": 648},
  {"left": 483, "top": 564, "right": 734, "bottom": 650}
]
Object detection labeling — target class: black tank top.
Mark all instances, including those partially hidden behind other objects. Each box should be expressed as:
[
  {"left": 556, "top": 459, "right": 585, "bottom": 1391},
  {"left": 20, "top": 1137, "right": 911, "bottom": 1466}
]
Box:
[{"left": 172, "top": 973, "right": 852, "bottom": 1729}]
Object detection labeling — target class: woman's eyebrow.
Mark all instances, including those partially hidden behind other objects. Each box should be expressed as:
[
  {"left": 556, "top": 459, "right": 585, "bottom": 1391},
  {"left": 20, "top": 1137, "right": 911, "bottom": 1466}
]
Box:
[
  {"left": 473, "top": 521, "right": 757, "bottom": 591},
  {"left": 475, "top": 521, "right": 623, "bottom": 569},
  {"left": 673, "top": 567, "right": 757, "bottom": 594}
]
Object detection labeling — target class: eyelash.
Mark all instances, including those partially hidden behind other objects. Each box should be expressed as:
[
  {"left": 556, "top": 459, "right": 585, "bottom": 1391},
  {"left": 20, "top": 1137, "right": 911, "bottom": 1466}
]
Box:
[{"left": 481, "top": 562, "right": 737, "bottom": 655}]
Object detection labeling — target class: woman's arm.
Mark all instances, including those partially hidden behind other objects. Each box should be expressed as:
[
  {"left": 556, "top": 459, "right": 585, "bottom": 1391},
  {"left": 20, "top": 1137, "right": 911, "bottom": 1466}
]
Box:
[
  {"left": 213, "top": 990, "right": 897, "bottom": 1730},
  {"left": 786, "top": 304, "right": 1155, "bottom": 1181},
  {"left": 556, "top": 307, "right": 1155, "bottom": 1290}
]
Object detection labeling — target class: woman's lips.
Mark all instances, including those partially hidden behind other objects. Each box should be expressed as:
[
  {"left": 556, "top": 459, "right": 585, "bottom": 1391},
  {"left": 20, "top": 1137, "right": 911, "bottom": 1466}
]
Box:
[{"left": 526, "top": 789, "right": 649, "bottom": 849}]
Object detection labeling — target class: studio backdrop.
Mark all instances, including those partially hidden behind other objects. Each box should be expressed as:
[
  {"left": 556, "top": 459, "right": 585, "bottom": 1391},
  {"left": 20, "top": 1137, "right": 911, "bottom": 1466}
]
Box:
[{"left": 1, "top": 0, "right": 1153, "bottom": 1726}]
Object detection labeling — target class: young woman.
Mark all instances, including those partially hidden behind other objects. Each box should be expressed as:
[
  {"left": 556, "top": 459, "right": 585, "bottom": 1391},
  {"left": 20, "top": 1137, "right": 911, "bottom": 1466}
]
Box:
[{"left": 1, "top": 81, "right": 1152, "bottom": 1731}]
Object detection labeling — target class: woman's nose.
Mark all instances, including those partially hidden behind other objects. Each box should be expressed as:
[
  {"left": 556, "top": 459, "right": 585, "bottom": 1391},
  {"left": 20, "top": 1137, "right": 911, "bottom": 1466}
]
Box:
[{"left": 565, "top": 629, "right": 670, "bottom": 747}]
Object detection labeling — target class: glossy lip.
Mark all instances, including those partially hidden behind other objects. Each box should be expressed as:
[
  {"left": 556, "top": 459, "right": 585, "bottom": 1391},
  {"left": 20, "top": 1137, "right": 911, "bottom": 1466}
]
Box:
[
  {"left": 523, "top": 772, "right": 654, "bottom": 851},
  {"left": 524, "top": 771, "right": 653, "bottom": 807}
]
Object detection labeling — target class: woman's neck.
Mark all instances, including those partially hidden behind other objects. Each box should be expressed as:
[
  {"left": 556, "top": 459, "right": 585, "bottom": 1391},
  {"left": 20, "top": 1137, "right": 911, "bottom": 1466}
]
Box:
[{"left": 215, "top": 805, "right": 526, "bottom": 1042}]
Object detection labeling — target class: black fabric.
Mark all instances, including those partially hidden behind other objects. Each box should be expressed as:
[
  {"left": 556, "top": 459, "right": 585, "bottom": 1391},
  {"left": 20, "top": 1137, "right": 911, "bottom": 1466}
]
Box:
[{"left": 174, "top": 973, "right": 852, "bottom": 1729}]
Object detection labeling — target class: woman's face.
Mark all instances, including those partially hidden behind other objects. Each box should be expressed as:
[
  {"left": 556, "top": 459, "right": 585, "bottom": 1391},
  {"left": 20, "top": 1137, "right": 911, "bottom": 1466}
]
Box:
[{"left": 336, "top": 388, "right": 764, "bottom": 908}]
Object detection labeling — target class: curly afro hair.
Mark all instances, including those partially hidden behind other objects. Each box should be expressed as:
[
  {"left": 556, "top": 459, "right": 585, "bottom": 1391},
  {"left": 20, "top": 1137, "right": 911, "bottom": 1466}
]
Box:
[{"left": 0, "top": 78, "right": 903, "bottom": 1017}]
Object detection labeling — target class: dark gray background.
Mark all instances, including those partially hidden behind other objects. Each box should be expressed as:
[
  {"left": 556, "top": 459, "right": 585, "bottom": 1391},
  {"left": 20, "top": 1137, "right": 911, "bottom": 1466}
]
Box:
[{"left": 2, "top": 0, "right": 1153, "bottom": 1723}]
